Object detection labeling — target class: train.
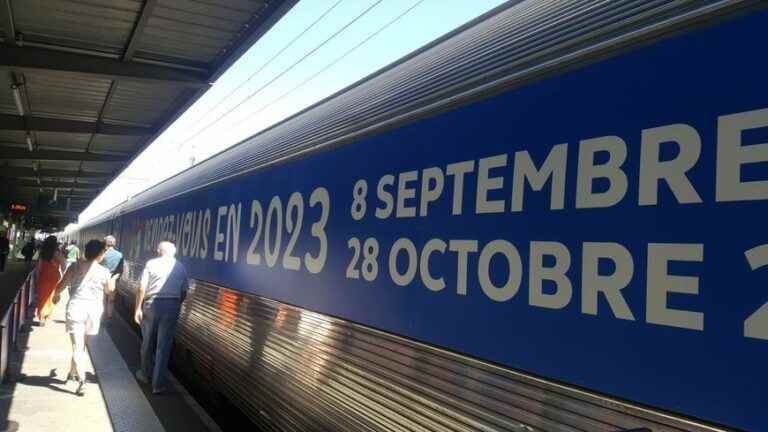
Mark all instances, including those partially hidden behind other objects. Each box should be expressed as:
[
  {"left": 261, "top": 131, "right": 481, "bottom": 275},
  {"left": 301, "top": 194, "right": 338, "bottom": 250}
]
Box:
[{"left": 69, "top": 1, "right": 768, "bottom": 431}]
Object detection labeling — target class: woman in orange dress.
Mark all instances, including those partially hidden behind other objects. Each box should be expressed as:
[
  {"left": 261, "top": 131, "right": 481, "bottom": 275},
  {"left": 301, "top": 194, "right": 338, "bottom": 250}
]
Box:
[{"left": 36, "top": 236, "right": 64, "bottom": 326}]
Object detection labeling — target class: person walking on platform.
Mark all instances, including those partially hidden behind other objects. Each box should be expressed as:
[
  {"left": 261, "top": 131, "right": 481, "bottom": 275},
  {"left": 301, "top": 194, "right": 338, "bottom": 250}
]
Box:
[
  {"left": 64, "top": 240, "right": 80, "bottom": 271},
  {"left": 53, "top": 239, "right": 115, "bottom": 395},
  {"left": 134, "top": 241, "right": 188, "bottom": 394},
  {"left": 35, "top": 236, "right": 64, "bottom": 327},
  {"left": 21, "top": 239, "right": 36, "bottom": 268},
  {"left": 0, "top": 232, "right": 9, "bottom": 272},
  {"left": 100, "top": 235, "right": 123, "bottom": 323}
]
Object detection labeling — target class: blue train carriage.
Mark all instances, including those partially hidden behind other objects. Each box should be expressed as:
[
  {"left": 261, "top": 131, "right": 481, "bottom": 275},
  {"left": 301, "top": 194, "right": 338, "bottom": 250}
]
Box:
[{"left": 75, "top": 1, "right": 767, "bottom": 431}]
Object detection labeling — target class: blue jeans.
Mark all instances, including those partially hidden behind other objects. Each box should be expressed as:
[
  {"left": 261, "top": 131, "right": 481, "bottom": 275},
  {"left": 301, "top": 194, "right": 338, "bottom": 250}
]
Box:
[{"left": 140, "top": 298, "right": 181, "bottom": 391}]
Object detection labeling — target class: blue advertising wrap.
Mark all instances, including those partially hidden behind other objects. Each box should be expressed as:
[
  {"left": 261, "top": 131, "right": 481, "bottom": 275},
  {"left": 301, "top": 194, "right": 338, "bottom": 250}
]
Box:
[{"left": 119, "top": 12, "right": 767, "bottom": 430}]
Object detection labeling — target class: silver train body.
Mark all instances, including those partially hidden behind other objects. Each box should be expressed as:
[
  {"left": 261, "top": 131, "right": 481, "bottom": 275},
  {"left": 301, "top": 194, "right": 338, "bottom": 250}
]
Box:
[{"left": 71, "top": 1, "right": 763, "bottom": 430}]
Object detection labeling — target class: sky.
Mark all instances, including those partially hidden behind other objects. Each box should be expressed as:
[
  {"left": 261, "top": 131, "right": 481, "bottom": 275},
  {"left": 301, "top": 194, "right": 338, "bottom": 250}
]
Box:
[{"left": 76, "top": 0, "right": 508, "bottom": 225}]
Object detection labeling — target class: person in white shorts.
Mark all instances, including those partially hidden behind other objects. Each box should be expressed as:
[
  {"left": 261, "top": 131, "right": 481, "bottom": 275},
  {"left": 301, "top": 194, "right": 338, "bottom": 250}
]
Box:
[{"left": 54, "top": 239, "right": 115, "bottom": 395}]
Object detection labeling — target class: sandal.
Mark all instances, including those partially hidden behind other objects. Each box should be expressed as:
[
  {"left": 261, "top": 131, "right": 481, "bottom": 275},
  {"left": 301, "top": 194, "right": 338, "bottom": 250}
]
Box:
[{"left": 75, "top": 379, "right": 86, "bottom": 396}]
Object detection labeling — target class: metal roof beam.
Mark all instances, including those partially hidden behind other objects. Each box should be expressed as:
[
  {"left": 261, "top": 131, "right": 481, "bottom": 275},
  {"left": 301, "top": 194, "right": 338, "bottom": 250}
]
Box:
[
  {"left": 7, "top": 199, "right": 90, "bottom": 213},
  {"left": 124, "top": 0, "right": 159, "bottom": 61},
  {"left": 10, "top": 184, "right": 98, "bottom": 191},
  {"left": 0, "top": 113, "right": 155, "bottom": 135},
  {"left": 48, "top": 202, "right": 89, "bottom": 207},
  {"left": 0, "top": 166, "right": 110, "bottom": 179},
  {"left": 0, "top": 0, "right": 16, "bottom": 46},
  {"left": 0, "top": 147, "right": 130, "bottom": 162},
  {"left": 42, "top": 208, "right": 82, "bottom": 215},
  {"left": 0, "top": 45, "right": 210, "bottom": 88},
  {"left": 9, "top": 188, "right": 97, "bottom": 198},
  {"left": 8, "top": 179, "right": 101, "bottom": 189}
]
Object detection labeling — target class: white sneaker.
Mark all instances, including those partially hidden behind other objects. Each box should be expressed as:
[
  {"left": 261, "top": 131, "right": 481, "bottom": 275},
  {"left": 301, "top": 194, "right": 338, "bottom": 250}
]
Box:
[{"left": 135, "top": 370, "right": 149, "bottom": 384}]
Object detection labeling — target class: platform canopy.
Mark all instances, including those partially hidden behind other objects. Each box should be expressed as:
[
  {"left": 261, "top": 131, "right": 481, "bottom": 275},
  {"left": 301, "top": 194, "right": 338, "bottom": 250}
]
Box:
[{"left": 0, "top": 0, "right": 295, "bottom": 228}]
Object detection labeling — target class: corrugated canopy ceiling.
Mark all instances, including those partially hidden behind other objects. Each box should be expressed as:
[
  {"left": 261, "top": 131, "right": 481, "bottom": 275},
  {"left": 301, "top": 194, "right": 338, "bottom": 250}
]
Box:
[{"left": 0, "top": 0, "right": 295, "bottom": 227}]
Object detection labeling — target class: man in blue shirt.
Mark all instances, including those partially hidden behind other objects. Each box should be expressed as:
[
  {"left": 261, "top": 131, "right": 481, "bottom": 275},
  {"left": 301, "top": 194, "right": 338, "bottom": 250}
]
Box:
[{"left": 100, "top": 235, "right": 123, "bottom": 322}]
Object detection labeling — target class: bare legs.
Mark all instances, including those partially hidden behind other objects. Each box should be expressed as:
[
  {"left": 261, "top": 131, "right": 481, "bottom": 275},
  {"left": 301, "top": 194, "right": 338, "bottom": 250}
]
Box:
[
  {"left": 68, "top": 357, "right": 76, "bottom": 379},
  {"left": 68, "top": 331, "right": 87, "bottom": 393},
  {"left": 36, "top": 312, "right": 49, "bottom": 327}
]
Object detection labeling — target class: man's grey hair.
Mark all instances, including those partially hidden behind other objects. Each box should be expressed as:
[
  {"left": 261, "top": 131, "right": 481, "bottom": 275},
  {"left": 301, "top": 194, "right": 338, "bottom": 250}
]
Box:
[
  {"left": 157, "top": 241, "right": 177, "bottom": 257},
  {"left": 104, "top": 235, "right": 117, "bottom": 247}
]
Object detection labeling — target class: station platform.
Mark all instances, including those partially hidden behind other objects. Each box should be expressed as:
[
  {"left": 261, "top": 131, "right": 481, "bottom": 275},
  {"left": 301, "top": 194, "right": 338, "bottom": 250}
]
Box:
[{"left": 0, "top": 262, "right": 220, "bottom": 432}]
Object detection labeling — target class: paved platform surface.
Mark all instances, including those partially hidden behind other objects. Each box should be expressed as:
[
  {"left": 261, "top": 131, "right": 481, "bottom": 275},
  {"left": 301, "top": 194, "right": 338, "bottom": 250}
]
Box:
[
  {"left": 0, "top": 262, "right": 217, "bottom": 432},
  {"left": 0, "top": 263, "right": 113, "bottom": 432},
  {"left": 102, "top": 313, "right": 216, "bottom": 432}
]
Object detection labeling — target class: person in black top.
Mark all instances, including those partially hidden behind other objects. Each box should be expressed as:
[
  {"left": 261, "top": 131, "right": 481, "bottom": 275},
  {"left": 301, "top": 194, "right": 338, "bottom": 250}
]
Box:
[
  {"left": 0, "top": 233, "right": 9, "bottom": 272},
  {"left": 21, "top": 239, "right": 36, "bottom": 267}
]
